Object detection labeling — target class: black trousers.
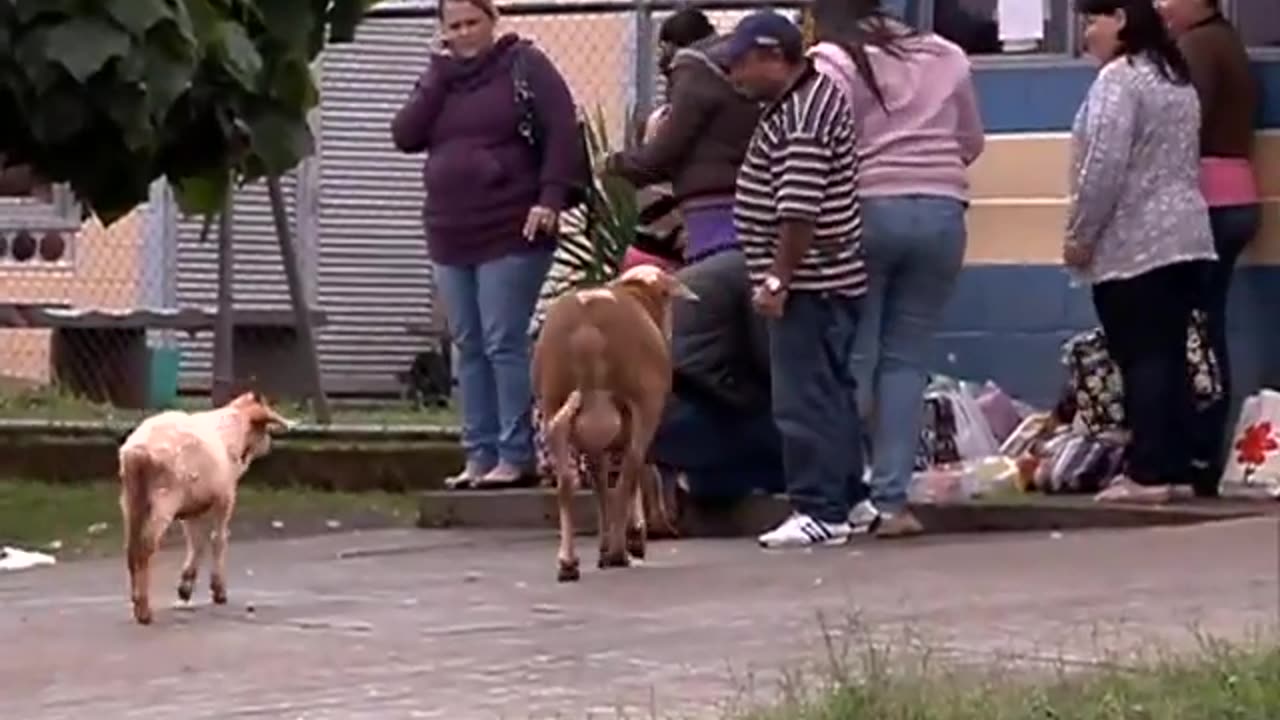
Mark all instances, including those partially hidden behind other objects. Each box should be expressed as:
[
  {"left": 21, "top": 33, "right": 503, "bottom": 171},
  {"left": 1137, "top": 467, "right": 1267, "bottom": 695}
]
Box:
[
  {"left": 1092, "top": 261, "right": 1207, "bottom": 487},
  {"left": 1190, "top": 204, "right": 1262, "bottom": 493}
]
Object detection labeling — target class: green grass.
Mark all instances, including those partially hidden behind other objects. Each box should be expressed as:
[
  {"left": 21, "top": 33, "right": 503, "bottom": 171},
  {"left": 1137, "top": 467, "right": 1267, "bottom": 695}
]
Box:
[
  {"left": 0, "top": 382, "right": 459, "bottom": 426},
  {"left": 0, "top": 479, "right": 420, "bottom": 558},
  {"left": 733, "top": 625, "right": 1280, "bottom": 720}
]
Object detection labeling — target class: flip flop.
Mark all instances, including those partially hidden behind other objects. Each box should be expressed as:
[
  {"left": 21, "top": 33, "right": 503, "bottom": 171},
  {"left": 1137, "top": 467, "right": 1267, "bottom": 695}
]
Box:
[
  {"left": 444, "top": 464, "right": 492, "bottom": 490},
  {"left": 470, "top": 469, "right": 540, "bottom": 490}
]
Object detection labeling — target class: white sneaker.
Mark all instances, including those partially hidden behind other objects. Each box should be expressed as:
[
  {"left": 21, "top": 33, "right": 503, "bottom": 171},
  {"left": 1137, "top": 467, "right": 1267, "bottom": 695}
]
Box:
[
  {"left": 848, "top": 499, "right": 882, "bottom": 534},
  {"left": 758, "top": 513, "right": 852, "bottom": 548}
]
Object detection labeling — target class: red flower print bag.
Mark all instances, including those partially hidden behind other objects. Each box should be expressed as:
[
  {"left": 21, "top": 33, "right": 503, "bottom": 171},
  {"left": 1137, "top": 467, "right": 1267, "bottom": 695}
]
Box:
[{"left": 1221, "top": 389, "right": 1280, "bottom": 499}]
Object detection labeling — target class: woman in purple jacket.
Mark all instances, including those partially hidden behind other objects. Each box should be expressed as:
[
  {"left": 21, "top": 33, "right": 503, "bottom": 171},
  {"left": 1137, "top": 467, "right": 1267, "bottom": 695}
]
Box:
[{"left": 392, "top": 0, "right": 583, "bottom": 488}]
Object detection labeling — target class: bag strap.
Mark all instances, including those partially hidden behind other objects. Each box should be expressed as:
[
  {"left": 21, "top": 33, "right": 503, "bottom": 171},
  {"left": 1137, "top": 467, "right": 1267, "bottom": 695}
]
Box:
[{"left": 511, "top": 48, "right": 540, "bottom": 150}]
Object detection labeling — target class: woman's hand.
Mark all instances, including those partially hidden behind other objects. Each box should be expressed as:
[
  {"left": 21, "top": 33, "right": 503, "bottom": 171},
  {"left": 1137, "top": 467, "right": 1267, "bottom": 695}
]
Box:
[
  {"left": 523, "top": 205, "right": 558, "bottom": 241},
  {"left": 1063, "top": 242, "right": 1093, "bottom": 268}
]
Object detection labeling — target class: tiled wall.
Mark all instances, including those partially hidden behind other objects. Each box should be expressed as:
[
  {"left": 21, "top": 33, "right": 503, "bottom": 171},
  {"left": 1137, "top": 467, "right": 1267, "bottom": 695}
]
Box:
[{"left": 932, "top": 61, "right": 1280, "bottom": 408}]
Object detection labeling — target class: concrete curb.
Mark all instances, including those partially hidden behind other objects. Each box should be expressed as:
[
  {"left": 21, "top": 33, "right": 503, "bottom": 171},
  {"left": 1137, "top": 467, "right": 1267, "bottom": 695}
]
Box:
[{"left": 418, "top": 489, "right": 1276, "bottom": 538}]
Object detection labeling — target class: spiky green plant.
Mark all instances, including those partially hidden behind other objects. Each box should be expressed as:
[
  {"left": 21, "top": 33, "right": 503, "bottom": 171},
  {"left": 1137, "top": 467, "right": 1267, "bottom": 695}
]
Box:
[{"left": 559, "top": 106, "right": 641, "bottom": 288}]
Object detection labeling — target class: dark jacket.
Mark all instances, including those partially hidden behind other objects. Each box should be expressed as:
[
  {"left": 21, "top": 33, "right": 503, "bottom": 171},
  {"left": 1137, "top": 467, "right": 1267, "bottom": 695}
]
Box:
[
  {"left": 670, "top": 249, "right": 770, "bottom": 414},
  {"left": 1178, "top": 13, "right": 1256, "bottom": 159},
  {"left": 392, "top": 35, "right": 580, "bottom": 266},
  {"left": 605, "top": 35, "right": 761, "bottom": 202}
]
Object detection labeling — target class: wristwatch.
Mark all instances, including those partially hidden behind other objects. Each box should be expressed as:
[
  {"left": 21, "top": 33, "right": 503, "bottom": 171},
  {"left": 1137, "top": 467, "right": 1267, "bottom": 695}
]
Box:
[{"left": 762, "top": 274, "right": 786, "bottom": 295}]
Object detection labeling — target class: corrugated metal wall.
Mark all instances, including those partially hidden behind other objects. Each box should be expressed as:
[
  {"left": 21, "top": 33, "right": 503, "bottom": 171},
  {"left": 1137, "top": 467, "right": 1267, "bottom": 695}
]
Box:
[
  {"left": 173, "top": 175, "right": 303, "bottom": 390},
  {"left": 171, "top": 15, "right": 435, "bottom": 396},
  {"left": 313, "top": 15, "right": 437, "bottom": 396}
]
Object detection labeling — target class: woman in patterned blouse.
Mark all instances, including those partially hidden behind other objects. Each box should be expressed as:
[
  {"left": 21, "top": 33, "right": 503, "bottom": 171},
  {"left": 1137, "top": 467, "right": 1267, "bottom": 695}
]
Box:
[{"left": 1066, "top": 0, "right": 1217, "bottom": 503}]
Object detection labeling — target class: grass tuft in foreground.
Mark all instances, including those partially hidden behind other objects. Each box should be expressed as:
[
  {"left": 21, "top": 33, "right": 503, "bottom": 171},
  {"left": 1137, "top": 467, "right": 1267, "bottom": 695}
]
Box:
[
  {"left": 0, "top": 479, "right": 419, "bottom": 558},
  {"left": 734, "top": 623, "right": 1280, "bottom": 720}
]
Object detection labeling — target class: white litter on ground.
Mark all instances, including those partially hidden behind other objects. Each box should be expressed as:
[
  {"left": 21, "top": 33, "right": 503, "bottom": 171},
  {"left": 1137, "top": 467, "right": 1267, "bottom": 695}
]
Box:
[{"left": 0, "top": 546, "right": 57, "bottom": 572}]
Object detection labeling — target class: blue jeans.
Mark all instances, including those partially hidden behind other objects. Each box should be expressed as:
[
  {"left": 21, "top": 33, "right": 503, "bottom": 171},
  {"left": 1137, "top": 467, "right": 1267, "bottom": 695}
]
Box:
[
  {"left": 854, "top": 195, "right": 967, "bottom": 512},
  {"left": 434, "top": 248, "right": 553, "bottom": 470},
  {"left": 769, "top": 291, "right": 865, "bottom": 523},
  {"left": 651, "top": 392, "right": 784, "bottom": 503},
  {"left": 1192, "top": 203, "right": 1261, "bottom": 492}
]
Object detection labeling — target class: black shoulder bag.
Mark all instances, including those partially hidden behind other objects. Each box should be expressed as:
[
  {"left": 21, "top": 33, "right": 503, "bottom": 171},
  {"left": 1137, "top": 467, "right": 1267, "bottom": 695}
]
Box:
[{"left": 511, "top": 48, "right": 593, "bottom": 211}]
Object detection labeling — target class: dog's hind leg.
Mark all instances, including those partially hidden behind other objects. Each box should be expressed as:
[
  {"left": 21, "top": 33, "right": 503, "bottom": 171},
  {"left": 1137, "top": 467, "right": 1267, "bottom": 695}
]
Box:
[
  {"left": 595, "top": 452, "right": 630, "bottom": 568},
  {"left": 545, "top": 397, "right": 581, "bottom": 582},
  {"left": 626, "top": 472, "right": 647, "bottom": 560},
  {"left": 599, "top": 448, "right": 640, "bottom": 566},
  {"left": 177, "top": 515, "right": 212, "bottom": 602}
]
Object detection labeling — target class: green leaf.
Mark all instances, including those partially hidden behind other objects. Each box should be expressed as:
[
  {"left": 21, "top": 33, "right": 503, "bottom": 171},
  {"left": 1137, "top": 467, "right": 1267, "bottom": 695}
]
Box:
[
  {"left": 27, "top": 84, "right": 90, "bottom": 145},
  {"left": 45, "top": 17, "right": 133, "bottom": 83},
  {"left": 245, "top": 106, "right": 314, "bottom": 176},
  {"left": 103, "top": 0, "right": 173, "bottom": 36},
  {"left": 14, "top": 0, "right": 79, "bottom": 25},
  {"left": 163, "top": 0, "right": 197, "bottom": 50},
  {"left": 255, "top": 0, "right": 316, "bottom": 52},
  {"left": 266, "top": 56, "right": 318, "bottom": 109},
  {"left": 183, "top": 0, "right": 223, "bottom": 46},
  {"left": 142, "top": 34, "right": 196, "bottom": 118},
  {"left": 172, "top": 168, "right": 231, "bottom": 216},
  {"left": 327, "top": 0, "right": 373, "bottom": 43},
  {"left": 212, "top": 20, "right": 262, "bottom": 89},
  {"left": 15, "top": 26, "right": 64, "bottom": 91},
  {"left": 104, "top": 85, "right": 153, "bottom": 151}
]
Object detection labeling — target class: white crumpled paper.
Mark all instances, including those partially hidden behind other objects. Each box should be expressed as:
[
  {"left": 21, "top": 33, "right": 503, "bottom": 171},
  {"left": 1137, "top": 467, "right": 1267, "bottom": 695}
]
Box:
[{"left": 0, "top": 546, "right": 57, "bottom": 572}]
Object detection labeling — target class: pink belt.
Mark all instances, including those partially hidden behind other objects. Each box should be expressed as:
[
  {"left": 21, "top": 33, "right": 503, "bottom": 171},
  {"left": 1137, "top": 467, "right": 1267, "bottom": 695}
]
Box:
[{"left": 1200, "top": 157, "right": 1259, "bottom": 207}]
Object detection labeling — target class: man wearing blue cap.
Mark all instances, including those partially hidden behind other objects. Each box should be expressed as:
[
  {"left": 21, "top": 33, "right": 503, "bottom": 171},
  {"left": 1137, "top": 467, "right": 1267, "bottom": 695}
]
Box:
[{"left": 723, "top": 10, "right": 869, "bottom": 548}]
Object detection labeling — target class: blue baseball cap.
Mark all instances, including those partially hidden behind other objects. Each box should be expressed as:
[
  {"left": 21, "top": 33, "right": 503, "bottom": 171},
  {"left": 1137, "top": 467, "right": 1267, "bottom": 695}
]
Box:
[{"left": 720, "top": 10, "right": 804, "bottom": 66}]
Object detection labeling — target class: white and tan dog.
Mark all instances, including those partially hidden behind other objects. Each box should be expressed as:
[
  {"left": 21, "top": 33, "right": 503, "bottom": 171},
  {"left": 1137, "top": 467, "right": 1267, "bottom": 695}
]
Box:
[{"left": 117, "top": 392, "right": 290, "bottom": 625}]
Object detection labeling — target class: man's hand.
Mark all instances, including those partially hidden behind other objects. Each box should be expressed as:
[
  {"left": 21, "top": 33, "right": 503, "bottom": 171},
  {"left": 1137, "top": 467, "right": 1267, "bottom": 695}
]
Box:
[
  {"left": 523, "top": 205, "right": 558, "bottom": 241},
  {"left": 1063, "top": 242, "right": 1092, "bottom": 268},
  {"left": 752, "top": 283, "right": 787, "bottom": 319}
]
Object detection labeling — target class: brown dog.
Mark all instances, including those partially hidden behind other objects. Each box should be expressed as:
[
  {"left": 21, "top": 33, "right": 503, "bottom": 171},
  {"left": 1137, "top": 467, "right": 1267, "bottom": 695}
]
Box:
[
  {"left": 532, "top": 264, "right": 697, "bottom": 582},
  {"left": 117, "top": 392, "right": 291, "bottom": 625}
]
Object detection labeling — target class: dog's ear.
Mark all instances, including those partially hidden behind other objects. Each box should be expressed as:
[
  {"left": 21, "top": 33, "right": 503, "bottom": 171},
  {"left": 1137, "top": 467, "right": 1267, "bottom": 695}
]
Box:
[{"left": 244, "top": 396, "right": 292, "bottom": 432}]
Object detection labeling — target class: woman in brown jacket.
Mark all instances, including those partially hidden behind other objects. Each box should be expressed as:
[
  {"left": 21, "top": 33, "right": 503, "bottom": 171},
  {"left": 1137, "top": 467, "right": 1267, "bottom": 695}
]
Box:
[
  {"left": 1158, "top": 0, "right": 1260, "bottom": 496},
  {"left": 603, "top": 9, "right": 761, "bottom": 264}
]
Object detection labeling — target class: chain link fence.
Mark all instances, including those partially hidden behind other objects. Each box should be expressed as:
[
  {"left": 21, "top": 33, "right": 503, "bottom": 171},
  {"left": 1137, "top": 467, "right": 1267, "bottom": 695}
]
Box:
[{"left": 0, "top": 0, "right": 798, "bottom": 426}]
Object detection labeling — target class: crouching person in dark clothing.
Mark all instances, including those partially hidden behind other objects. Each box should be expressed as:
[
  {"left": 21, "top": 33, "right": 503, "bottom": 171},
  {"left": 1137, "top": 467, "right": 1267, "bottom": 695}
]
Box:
[{"left": 651, "top": 249, "right": 784, "bottom": 507}]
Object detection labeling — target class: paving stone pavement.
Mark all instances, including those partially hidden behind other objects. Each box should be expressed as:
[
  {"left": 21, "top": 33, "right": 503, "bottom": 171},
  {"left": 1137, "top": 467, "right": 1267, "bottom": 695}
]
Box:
[{"left": 1, "top": 518, "right": 1277, "bottom": 719}]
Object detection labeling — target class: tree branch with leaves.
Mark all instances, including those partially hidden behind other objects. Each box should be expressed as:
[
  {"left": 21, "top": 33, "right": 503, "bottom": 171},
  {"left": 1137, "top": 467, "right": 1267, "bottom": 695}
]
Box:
[{"left": 0, "top": 0, "right": 377, "bottom": 225}]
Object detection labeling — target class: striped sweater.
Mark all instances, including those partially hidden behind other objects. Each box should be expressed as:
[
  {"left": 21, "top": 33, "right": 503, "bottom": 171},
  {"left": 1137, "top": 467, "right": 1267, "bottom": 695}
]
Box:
[
  {"left": 528, "top": 188, "right": 684, "bottom": 337},
  {"left": 734, "top": 64, "right": 866, "bottom": 297}
]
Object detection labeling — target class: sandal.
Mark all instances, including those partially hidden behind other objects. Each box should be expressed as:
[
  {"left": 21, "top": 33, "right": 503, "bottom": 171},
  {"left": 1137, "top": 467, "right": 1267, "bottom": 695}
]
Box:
[
  {"left": 1093, "top": 476, "right": 1173, "bottom": 505},
  {"left": 471, "top": 462, "right": 540, "bottom": 489},
  {"left": 444, "top": 461, "right": 492, "bottom": 490}
]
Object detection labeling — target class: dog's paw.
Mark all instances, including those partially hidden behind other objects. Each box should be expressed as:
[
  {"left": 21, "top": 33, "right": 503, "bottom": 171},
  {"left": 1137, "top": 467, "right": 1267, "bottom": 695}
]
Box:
[
  {"left": 177, "top": 580, "right": 194, "bottom": 603},
  {"left": 597, "top": 550, "right": 629, "bottom": 569},
  {"left": 556, "top": 558, "right": 581, "bottom": 583},
  {"left": 133, "top": 602, "right": 153, "bottom": 626},
  {"left": 625, "top": 527, "right": 646, "bottom": 560}
]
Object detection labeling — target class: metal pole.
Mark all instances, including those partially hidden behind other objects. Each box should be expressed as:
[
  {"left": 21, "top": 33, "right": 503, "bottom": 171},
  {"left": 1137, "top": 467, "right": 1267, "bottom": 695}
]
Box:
[
  {"left": 632, "top": 0, "right": 655, "bottom": 137},
  {"left": 266, "top": 175, "right": 332, "bottom": 424},
  {"left": 210, "top": 198, "right": 235, "bottom": 406}
]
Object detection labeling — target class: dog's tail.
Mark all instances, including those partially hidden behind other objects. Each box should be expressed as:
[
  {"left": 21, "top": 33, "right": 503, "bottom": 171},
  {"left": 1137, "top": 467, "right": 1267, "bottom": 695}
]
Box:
[{"left": 118, "top": 446, "right": 155, "bottom": 557}]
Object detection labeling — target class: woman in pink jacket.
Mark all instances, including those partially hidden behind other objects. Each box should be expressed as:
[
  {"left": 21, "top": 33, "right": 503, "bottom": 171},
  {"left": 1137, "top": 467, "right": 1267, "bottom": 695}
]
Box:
[{"left": 809, "top": 0, "right": 985, "bottom": 538}]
